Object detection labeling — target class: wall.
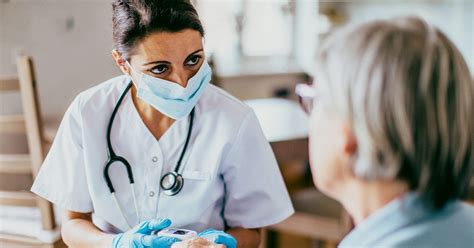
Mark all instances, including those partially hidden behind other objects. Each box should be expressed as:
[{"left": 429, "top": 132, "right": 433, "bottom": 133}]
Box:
[
  {"left": 341, "top": 0, "right": 473, "bottom": 71},
  {"left": 0, "top": 1, "right": 119, "bottom": 117},
  {"left": 2, "top": 0, "right": 471, "bottom": 117},
  {"left": 0, "top": 1, "right": 307, "bottom": 156}
]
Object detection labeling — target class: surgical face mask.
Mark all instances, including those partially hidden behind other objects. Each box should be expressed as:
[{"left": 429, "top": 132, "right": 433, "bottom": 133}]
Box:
[{"left": 126, "top": 60, "right": 212, "bottom": 120}]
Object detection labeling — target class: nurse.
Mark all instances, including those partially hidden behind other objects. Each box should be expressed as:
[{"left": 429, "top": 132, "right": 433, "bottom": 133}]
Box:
[
  {"left": 297, "top": 17, "right": 474, "bottom": 246},
  {"left": 31, "top": 0, "right": 293, "bottom": 247}
]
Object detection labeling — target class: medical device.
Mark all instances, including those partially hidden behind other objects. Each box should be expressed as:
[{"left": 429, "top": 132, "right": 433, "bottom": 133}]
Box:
[
  {"left": 154, "top": 228, "right": 198, "bottom": 241},
  {"left": 103, "top": 82, "right": 194, "bottom": 227}
]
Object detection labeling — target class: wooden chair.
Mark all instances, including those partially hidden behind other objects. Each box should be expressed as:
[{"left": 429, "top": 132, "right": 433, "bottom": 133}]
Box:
[{"left": 0, "top": 56, "right": 59, "bottom": 244}]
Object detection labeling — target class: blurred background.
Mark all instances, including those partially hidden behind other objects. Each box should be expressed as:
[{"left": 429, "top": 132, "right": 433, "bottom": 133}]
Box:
[{"left": 0, "top": 0, "right": 473, "bottom": 247}]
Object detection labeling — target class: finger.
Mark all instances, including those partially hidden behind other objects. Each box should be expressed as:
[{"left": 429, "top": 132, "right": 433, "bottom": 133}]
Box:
[
  {"left": 183, "top": 238, "right": 214, "bottom": 248},
  {"left": 153, "top": 236, "right": 179, "bottom": 247},
  {"left": 148, "top": 218, "right": 172, "bottom": 232},
  {"left": 198, "top": 229, "right": 215, "bottom": 236},
  {"left": 141, "top": 235, "right": 178, "bottom": 247},
  {"left": 140, "top": 234, "right": 154, "bottom": 247},
  {"left": 215, "top": 235, "right": 237, "bottom": 248},
  {"left": 131, "top": 233, "right": 154, "bottom": 247},
  {"left": 137, "top": 218, "right": 172, "bottom": 234},
  {"left": 135, "top": 220, "right": 153, "bottom": 234},
  {"left": 191, "top": 237, "right": 213, "bottom": 245}
]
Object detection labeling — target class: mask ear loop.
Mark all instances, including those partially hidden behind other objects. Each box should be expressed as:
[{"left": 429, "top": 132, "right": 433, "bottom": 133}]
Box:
[{"left": 125, "top": 60, "right": 141, "bottom": 89}]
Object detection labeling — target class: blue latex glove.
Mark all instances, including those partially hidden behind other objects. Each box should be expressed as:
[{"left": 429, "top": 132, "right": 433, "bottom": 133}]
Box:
[
  {"left": 112, "top": 218, "right": 178, "bottom": 248},
  {"left": 198, "top": 229, "right": 237, "bottom": 248}
]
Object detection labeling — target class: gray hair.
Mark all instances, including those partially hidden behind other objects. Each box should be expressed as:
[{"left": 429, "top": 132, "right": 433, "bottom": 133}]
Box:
[{"left": 316, "top": 16, "right": 473, "bottom": 208}]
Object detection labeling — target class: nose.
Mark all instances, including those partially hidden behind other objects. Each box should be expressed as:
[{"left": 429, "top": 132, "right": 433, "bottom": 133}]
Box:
[{"left": 167, "top": 67, "right": 188, "bottom": 88}]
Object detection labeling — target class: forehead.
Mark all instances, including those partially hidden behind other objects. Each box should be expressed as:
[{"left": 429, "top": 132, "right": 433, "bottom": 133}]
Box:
[{"left": 134, "top": 29, "right": 203, "bottom": 61}]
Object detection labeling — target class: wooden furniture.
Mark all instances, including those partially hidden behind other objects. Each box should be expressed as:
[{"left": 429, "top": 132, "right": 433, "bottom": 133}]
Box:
[
  {"left": 0, "top": 56, "right": 60, "bottom": 244},
  {"left": 216, "top": 56, "right": 307, "bottom": 102}
]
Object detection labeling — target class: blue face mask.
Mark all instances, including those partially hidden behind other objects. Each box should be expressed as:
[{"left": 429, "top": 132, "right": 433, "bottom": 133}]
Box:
[{"left": 127, "top": 60, "right": 212, "bottom": 120}]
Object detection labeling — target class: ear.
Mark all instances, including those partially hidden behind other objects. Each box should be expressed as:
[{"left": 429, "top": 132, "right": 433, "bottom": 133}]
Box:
[
  {"left": 111, "top": 49, "right": 130, "bottom": 75},
  {"left": 341, "top": 124, "right": 357, "bottom": 157}
]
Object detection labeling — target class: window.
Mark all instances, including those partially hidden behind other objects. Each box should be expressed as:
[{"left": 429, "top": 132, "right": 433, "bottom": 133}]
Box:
[
  {"left": 241, "top": 0, "right": 294, "bottom": 56},
  {"left": 196, "top": 0, "right": 295, "bottom": 58}
]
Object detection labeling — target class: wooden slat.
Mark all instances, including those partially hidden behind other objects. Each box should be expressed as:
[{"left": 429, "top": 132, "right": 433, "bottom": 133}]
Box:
[
  {"left": 0, "top": 236, "right": 64, "bottom": 248},
  {"left": 0, "top": 154, "right": 31, "bottom": 174},
  {"left": 17, "top": 56, "right": 44, "bottom": 177},
  {"left": 0, "top": 77, "right": 20, "bottom": 92},
  {"left": 0, "top": 233, "right": 44, "bottom": 246},
  {"left": 269, "top": 212, "right": 344, "bottom": 242},
  {"left": 0, "top": 191, "right": 37, "bottom": 207},
  {"left": 0, "top": 115, "right": 26, "bottom": 134},
  {"left": 17, "top": 56, "right": 56, "bottom": 230}
]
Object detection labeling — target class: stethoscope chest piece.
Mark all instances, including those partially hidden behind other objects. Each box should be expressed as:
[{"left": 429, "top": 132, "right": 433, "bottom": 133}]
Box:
[{"left": 161, "top": 171, "right": 184, "bottom": 196}]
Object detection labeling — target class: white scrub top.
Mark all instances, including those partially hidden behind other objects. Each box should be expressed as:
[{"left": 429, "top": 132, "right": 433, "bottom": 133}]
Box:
[
  {"left": 31, "top": 75, "right": 294, "bottom": 233},
  {"left": 339, "top": 192, "right": 474, "bottom": 247}
]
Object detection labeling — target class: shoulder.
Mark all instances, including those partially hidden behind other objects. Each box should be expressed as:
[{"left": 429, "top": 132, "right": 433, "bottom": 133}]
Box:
[
  {"left": 75, "top": 75, "right": 130, "bottom": 107},
  {"left": 197, "top": 84, "right": 256, "bottom": 128},
  {"left": 384, "top": 202, "right": 474, "bottom": 246},
  {"left": 71, "top": 75, "right": 130, "bottom": 116}
]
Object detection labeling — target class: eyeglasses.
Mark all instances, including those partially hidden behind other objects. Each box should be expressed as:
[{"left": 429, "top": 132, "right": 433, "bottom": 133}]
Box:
[{"left": 295, "top": 83, "right": 316, "bottom": 114}]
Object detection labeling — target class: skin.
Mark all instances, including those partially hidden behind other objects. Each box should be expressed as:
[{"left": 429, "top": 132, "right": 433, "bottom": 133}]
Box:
[
  {"left": 171, "top": 238, "right": 224, "bottom": 248},
  {"left": 308, "top": 89, "right": 409, "bottom": 225},
  {"left": 62, "top": 29, "right": 260, "bottom": 248}
]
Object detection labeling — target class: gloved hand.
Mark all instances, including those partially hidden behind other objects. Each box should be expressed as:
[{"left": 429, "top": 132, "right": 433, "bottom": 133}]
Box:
[
  {"left": 198, "top": 229, "right": 237, "bottom": 248},
  {"left": 112, "top": 218, "right": 178, "bottom": 248}
]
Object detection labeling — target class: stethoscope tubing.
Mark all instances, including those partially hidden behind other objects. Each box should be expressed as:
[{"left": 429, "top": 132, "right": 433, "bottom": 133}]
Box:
[{"left": 103, "top": 81, "right": 194, "bottom": 228}]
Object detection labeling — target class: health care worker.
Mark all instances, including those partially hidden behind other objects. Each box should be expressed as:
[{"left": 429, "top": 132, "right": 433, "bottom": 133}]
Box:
[{"left": 31, "top": 0, "right": 294, "bottom": 247}]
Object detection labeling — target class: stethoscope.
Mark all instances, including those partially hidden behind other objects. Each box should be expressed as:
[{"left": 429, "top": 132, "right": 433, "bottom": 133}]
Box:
[{"left": 103, "top": 81, "right": 194, "bottom": 228}]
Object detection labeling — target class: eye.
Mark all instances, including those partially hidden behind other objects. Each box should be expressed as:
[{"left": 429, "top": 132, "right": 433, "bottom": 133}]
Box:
[
  {"left": 150, "top": 64, "right": 168, "bottom": 75},
  {"left": 185, "top": 55, "right": 201, "bottom": 66}
]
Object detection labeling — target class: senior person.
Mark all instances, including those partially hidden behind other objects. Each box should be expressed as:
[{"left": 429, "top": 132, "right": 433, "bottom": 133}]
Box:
[{"left": 296, "top": 16, "right": 474, "bottom": 247}]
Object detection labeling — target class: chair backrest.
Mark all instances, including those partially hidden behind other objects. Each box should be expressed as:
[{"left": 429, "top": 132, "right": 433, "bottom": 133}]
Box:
[
  {"left": 0, "top": 77, "right": 25, "bottom": 134},
  {"left": 0, "top": 57, "right": 46, "bottom": 177},
  {"left": 16, "top": 56, "right": 46, "bottom": 178},
  {"left": 0, "top": 56, "right": 55, "bottom": 231}
]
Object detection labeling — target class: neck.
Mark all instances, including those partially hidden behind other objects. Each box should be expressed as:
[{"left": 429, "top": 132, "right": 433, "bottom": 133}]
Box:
[
  {"left": 131, "top": 85, "right": 175, "bottom": 139},
  {"left": 340, "top": 179, "right": 409, "bottom": 225}
]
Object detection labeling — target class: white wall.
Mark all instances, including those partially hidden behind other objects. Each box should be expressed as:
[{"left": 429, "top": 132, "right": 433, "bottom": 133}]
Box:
[
  {"left": 2, "top": 1, "right": 471, "bottom": 117},
  {"left": 342, "top": 0, "right": 473, "bottom": 72},
  {"left": 0, "top": 0, "right": 120, "bottom": 117}
]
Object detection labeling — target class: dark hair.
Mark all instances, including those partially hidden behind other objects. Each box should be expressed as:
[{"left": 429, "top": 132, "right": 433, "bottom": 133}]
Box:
[{"left": 112, "top": 0, "right": 205, "bottom": 60}]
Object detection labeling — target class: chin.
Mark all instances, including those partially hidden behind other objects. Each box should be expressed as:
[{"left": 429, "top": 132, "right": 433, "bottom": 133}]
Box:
[
  {"left": 312, "top": 173, "right": 339, "bottom": 200},
  {"left": 313, "top": 174, "right": 329, "bottom": 193}
]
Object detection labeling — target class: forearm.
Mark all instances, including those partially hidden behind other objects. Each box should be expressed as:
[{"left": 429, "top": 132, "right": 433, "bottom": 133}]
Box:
[
  {"left": 62, "top": 218, "right": 115, "bottom": 248},
  {"left": 227, "top": 228, "right": 260, "bottom": 248}
]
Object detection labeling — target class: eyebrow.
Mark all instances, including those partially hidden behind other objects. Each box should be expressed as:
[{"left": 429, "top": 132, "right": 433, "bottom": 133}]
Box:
[{"left": 142, "top": 48, "right": 204, "bottom": 66}]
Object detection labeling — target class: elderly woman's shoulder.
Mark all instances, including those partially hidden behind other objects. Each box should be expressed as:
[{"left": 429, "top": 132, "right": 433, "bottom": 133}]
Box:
[{"left": 383, "top": 201, "right": 474, "bottom": 247}]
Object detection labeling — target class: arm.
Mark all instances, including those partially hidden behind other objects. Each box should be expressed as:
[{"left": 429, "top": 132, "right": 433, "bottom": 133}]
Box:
[
  {"left": 220, "top": 112, "right": 293, "bottom": 247},
  {"left": 62, "top": 211, "right": 177, "bottom": 248},
  {"left": 61, "top": 211, "right": 115, "bottom": 248},
  {"left": 227, "top": 228, "right": 260, "bottom": 248}
]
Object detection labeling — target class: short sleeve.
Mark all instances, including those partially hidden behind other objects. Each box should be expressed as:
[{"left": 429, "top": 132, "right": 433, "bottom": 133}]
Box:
[
  {"left": 221, "top": 111, "right": 294, "bottom": 228},
  {"left": 31, "top": 95, "right": 93, "bottom": 212}
]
